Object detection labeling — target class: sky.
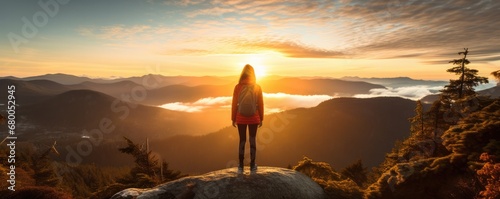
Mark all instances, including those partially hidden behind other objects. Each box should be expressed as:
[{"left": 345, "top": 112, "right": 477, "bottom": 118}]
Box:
[{"left": 1, "top": 0, "right": 500, "bottom": 80}]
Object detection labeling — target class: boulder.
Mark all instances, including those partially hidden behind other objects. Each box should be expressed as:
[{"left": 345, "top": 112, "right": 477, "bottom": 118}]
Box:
[{"left": 111, "top": 166, "right": 325, "bottom": 199}]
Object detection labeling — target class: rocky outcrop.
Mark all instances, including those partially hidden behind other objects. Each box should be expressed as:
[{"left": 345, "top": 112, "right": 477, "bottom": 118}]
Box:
[{"left": 111, "top": 167, "right": 325, "bottom": 199}]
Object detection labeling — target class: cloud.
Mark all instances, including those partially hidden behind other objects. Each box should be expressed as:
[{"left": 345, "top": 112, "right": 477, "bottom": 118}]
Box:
[
  {"left": 77, "top": 25, "right": 156, "bottom": 40},
  {"left": 192, "top": 96, "right": 232, "bottom": 106},
  {"left": 81, "top": 0, "right": 500, "bottom": 61},
  {"left": 159, "top": 102, "right": 205, "bottom": 112},
  {"left": 173, "top": 36, "right": 345, "bottom": 58},
  {"left": 159, "top": 96, "right": 231, "bottom": 112},
  {"left": 229, "top": 38, "right": 345, "bottom": 58},
  {"left": 339, "top": 0, "right": 500, "bottom": 60},
  {"left": 159, "top": 93, "right": 334, "bottom": 113},
  {"left": 158, "top": 83, "right": 499, "bottom": 113},
  {"left": 263, "top": 93, "right": 334, "bottom": 112},
  {"left": 353, "top": 85, "right": 445, "bottom": 100}
]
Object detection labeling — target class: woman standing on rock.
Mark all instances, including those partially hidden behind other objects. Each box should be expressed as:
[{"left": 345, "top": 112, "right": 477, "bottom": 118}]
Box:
[{"left": 231, "top": 64, "right": 264, "bottom": 174}]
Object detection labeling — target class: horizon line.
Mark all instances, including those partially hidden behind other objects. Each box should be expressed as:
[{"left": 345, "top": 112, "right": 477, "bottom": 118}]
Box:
[{"left": 0, "top": 72, "right": 460, "bottom": 81}]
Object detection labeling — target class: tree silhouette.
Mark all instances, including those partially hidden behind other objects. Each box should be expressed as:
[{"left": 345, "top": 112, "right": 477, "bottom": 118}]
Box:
[
  {"left": 33, "top": 142, "right": 60, "bottom": 187},
  {"left": 425, "top": 100, "right": 447, "bottom": 139},
  {"left": 117, "top": 137, "right": 184, "bottom": 188},
  {"left": 293, "top": 157, "right": 362, "bottom": 199},
  {"left": 341, "top": 159, "right": 368, "bottom": 187},
  {"left": 492, "top": 70, "right": 500, "bottom": 83},
  {"left": 441, "top": 48, "right": 488, "bottom": 104},
  {"left": 408, "top": 100, "right": 425, "bottom": 139}
]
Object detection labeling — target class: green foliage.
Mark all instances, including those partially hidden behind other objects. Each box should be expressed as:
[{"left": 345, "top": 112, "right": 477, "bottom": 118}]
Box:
[
  {"left": 340, "top": 159, "right": 368, "bottom": 187},
  {"left": 293, "top": 157, "right": 363, "bottom": 199}
]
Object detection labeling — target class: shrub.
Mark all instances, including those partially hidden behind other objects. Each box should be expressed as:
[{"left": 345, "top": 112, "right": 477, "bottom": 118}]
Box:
[
  {"left": 476, "top": 153, "right": 500, "bottom": 199},
  {"left": 293, "top": 157, "right": 363, "bottom": 199}
]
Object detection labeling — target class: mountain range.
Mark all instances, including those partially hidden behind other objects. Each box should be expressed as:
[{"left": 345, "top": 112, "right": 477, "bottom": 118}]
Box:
[
  {"left": 2, "top": 73, "right": 498, "bottom": 174},
  {"left": 150, "top": 97, "right": 416, "bottom": 174},
  {"left": 420, "top": 85, "right": 500, "bottom": 103},
  {"left": 1, "top": 74, "right": 385, "bottom": 106},
  {"left": 340, "top": 76, "right": 448, "bottom": 88}
]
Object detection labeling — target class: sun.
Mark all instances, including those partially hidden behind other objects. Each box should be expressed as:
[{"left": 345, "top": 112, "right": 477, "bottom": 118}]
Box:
[
  {"left": 253, "top": 64, "right": 267, "bottom": 79},
  {"left": 244, "top": 54, "right": 268, "bottom": 79}
]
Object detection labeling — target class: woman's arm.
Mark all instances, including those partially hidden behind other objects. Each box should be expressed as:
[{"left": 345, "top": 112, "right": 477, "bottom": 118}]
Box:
[
  {"left": 258, "top": 85, "right": 264, "bottom": 122},
  {"left": 231, "top": 84, "right": 239, "bottom": 122}
]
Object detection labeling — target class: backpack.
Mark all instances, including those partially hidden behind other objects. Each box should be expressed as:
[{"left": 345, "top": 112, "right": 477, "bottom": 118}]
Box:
[{"left": 238, "top": 84, "right": 257, "bottom": 117}]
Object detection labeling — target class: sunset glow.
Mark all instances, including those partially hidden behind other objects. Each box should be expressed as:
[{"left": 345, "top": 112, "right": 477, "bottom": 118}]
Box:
[
  {"left": 1, "top": 1, "right": 499, "bottom": 80},
  {"left": 239, "top": 53, "right": 272, "bottom": 79}
]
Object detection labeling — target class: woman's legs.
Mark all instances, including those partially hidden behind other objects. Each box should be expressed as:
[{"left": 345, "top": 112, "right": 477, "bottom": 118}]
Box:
[
  {"left": 237, "top": 124, "right": 259, "bottom": 168},
  {"left": 237, "top": 124, "right": 247, "bottom": 168},
  {"left": 248, "top": 124, "right": 258, "bottom": 167}
]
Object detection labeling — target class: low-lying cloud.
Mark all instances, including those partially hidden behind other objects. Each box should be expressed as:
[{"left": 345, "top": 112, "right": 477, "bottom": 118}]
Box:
[
  {"left": 159, "top": 93, "right": 334, "bottom": 113},
  {"left": 354, "top": 83, "right": 497, "bottom": 101},
  {"left": 160, "top": 83, "right": 498, "bottom": 113},
  {"left": 159, "top": 96, "right": 231, "bottom": 112},
  {"left": 354, "top": 85, "right": 444, "bottom": 100}
]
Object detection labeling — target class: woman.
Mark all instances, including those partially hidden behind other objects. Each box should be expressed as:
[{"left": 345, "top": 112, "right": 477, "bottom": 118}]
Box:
[{"left": 231, "top": 64, "right": 264, "bottom": 173}]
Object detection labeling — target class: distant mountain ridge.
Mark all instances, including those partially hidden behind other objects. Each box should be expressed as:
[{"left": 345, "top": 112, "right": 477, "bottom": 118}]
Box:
[
  {"left": 4, "top": 73, "right": 447, "bottom": 88},
  {"left": 421, "top": 85, "right": 500, "bottom": 103},
  {"left": 3, "top": 73, "right": 104, "bottom": 85},
  {"left": 0, "top": 79, "right": 71, "bottom": 105},
  {"left": 260, "top": 77, "right": 385, "bottom": 96},
  {"left": 341, "top": 76, "right": 448, "bottom": 88},
  {"left": 150, "top": 97, "right": 416, "bottom": 174},
  {"left": 18, "top": 89, "right": 230, "bottom": 141},
  {"left": 1, "top": 73, "right": 419, "bottom": 173},
  {"left": 1, "top": 73, "right": 234, "bottom": 86},
  {"left": 1, "top": 74, "right": 390, "bottom": 106}
]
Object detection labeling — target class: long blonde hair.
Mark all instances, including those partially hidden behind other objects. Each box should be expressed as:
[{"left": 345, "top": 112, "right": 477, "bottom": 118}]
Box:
[{"left": 238, "top": 64, "right": 256, "bottom": 84}]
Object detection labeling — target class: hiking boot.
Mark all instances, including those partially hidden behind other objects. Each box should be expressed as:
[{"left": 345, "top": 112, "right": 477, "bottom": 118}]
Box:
[
  {"left": 250, "top": 164, "right": 257, "bottom": 173},
  {"left": 237, "top": 166, "right": 244, "bottom": 174}
]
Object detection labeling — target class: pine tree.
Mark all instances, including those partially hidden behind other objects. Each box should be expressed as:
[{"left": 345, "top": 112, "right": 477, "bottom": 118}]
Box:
[
  {"left": 492, "top": 70, "right": 500, "bottom": 83},
  {"left": 33, "top": 159, "right": 59, "bottom": 187},
  {"left": 441, "top": 48, "right": 488, "bottom": 104},
  {"left": 117, "top": 137, "right": 183, "bottom": 188},
  {"left": 33, "top": 142, "right": 60, "bottom": 187},
  {"left": 159, "top": 161, "right": 184, "bottom": 183},
  {"left": 408, "top": 100, "right": 425, "bottom": 139},
  {"left": 340, "top": 159, "right": 368, "bottom": 187},
  {"left": 424, "top": 100, "right": 453, "bottom": 141}
]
